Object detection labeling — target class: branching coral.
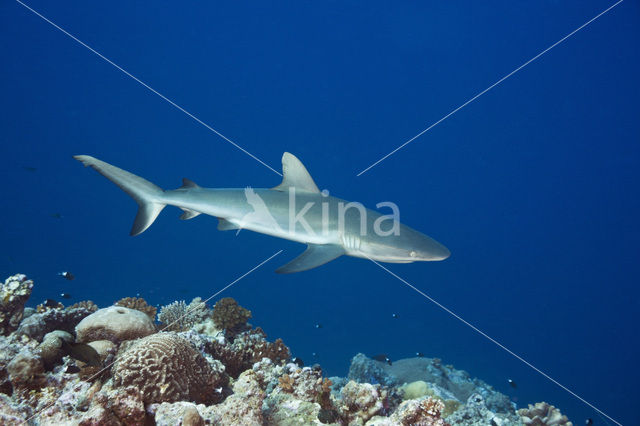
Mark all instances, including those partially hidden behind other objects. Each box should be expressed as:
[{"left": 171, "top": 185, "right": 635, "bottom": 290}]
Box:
[
  {"left": 278, "top": 374, "right": 294, "bottom": 393},
  {"left": 212, "top": 297, "right": 251, "bottom": 332},
  {"left": 114, "top": 297, "right": 156, "bottom": 320},
  {"left": 205, "top": 327, "right": 291, "bottom": 378},
  {"left": 158, "top": 298, "right": 209, "bottom": 332},
  {"left": 112, "top": 332, "right": 227, "bottom": 404},
  {"left": 67, "top": 301, "right": 98, "bottom": 313}
]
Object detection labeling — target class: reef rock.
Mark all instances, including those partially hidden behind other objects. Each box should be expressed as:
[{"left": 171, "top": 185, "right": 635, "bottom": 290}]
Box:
[
  {"left": 152, "top": 401, "right": 206, "bottom": 426},
  {"left": 112, "top": 332, "right": 226, "bottom": 404},
  {"left": 37, "top": 330, "right": 74, "bottom": 369},
  {"left": 7, "top": 348, "right": 44, "bottom": 388},
  {"left": 518, "top": 402, "right": 572, "bottom": 425},
  {"left": 386, "top": 396, "right": 449, "bottom": 426},
  {"left": 202, "top": 369, "right": 265, "bottom": 425},
  {"left": 0, "top": 274, "right": 33, "bottom": 336},
  {"left": 75, "top": 305, "right": 156, "bottom": 343},
  {"left": 349, "top": 353, "right": 516, "bottom": 417},
  {"left": 16, "top": 305, "right": 95, "bottom": 342},
  {"left": 338, "top": 380, "right": 389, "bottom": 424},
  {"left": 86, "top": 339, "right": 116, "bottom": 362},
  {"left": 446, "top": 393, "right": 520, "bottom": 426}
]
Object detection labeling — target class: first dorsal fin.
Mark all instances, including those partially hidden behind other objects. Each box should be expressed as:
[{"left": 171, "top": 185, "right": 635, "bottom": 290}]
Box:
[
  {"left": 272, "top": 152, "right": 320, "bottom": 193},
  {"left": 180, "top": 178, "right": 200, "bottom": 189}
]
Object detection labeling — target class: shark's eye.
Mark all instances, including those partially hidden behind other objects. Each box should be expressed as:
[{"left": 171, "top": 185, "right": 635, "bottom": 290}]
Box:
[{"left": 409, "top": 251, "right": 417, "bottom": 258}]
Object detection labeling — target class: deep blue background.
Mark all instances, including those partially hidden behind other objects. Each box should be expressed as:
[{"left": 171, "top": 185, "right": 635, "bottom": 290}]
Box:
[{"left": 1, "top": 1, "right": 638, "bottom": 424}]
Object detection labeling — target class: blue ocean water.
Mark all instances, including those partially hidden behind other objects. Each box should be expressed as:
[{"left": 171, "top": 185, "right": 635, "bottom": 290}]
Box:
[{"left": 1, "top": 1, "right": 638, "bottom": 424}]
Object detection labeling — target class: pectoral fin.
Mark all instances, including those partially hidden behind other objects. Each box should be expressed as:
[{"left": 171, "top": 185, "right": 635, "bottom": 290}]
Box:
[
  {"left": 217, "top": 218, "right": 240, "bottom": 231},
  {"left": 276, "top": 244, "right": 345, "bottom": 274}
]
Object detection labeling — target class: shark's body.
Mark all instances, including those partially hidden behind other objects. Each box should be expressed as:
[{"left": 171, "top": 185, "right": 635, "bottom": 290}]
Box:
[{"left": 74, "top": 153, "right": 449, "bottom": 273}]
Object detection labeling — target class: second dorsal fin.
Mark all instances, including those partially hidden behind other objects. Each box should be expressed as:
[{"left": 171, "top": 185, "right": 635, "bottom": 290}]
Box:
[
  {"left": 272, "top": 152, "right": 320, "bottom": 193},
  {"left": 180, "top": 178, "right": 200, "bottom": 189}
]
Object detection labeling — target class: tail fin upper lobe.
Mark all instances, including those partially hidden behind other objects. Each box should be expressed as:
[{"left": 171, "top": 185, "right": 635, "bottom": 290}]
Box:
[{"left": 74, "top": 155, "right": 165, "bottom": 236}]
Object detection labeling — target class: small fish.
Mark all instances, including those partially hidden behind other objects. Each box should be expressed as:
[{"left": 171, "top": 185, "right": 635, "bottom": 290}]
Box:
[
  {"left": 314, "top": 323, "right": 323, "bottom": 329},
  {"left": 312, "top": 352, "right": 318, "bottom": 357},
  {"left": 58, "top": 271, "right": 75, "bottom": 281},
  {"left": 392, "top": 313, "right": 398, "bottom": 319},
  {"left": 508, "top": 379, "right": 517, "bottom": 389},
  {"left": 50, "top": 213, "right": 63, "bottom": 219},
  {"left": 292, "top": 357, "right": 304, "bottom": 367},
  {"left": 416, "top": 352, "right": 424, "bottom": 357},
  {"left": 585, "top": 419, "right": 593, "bottom": 426},
  {"left": 60, "top": 293, "right": 72, "bottom": 299},
  {"left": 61, "top": 340, "right": 101, "bottom": 367},
  {"left": 373, "top": 354, "right": 392, "bottom": 366},
  {"left": 43, "top": 299, "right": 60, "bottom": 308},
  {"left": 22, "top": 166, "right": 37, "bottom": 172}
]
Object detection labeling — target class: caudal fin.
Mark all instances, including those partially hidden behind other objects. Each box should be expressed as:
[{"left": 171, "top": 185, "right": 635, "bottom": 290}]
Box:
[{"left": 74, "top": 155, "right": 166, "bottom": 236}]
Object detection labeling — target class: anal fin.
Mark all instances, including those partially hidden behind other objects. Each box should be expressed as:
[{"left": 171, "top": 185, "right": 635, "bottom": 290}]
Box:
[{"left": 276, "top": 244, "right": 345, "bottom": 274}]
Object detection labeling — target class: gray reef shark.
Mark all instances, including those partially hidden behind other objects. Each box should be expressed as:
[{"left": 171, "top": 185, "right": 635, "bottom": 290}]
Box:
[{"left": 74, "top": 153, "right": 449, "bottom": 273}]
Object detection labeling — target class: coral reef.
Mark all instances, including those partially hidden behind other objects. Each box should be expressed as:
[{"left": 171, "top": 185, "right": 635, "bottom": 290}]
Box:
[
  {"left": 112, "top": 332, "right": 227, "bottom": 404},
  {"left": 0, "top": 274, "right": 33, "bottom": 335},
  {"left": 114, "top": 296, "right": 157, "bottom": 320},
  {"left": 387, "top": 396, "right": 449, "bottom": 426},
  {"left": 212, "top": 297, "right": 251, "bottom": 332},
  {"left": 205, "top": 326, "right": 291, "bottom": 377},
  {"left": 75, "top": 305, "right": 156, "bottom": 343},
  {"left": 158, "top": 298, "right": 209, "bottom": 332},
  {"left": 16, "top": 304, "right": 96, "bottom": 341},
  {"left": 518, "top": 402, "right": 573, "bottom": 425},
  {"left": 349, "top": 353, "right": 515, "bottom": 417},
  {"left": 338, "top": 380, "right": 390, "bottom": 423},
  {"left": 0, "top": 274, "right": 575, "bottom": 425}
]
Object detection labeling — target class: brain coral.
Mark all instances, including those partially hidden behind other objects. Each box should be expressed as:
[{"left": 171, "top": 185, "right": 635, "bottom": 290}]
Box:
[
  {"left": 112, "top": 332, "right": 226, "bottom": 404},
  {"left": 212, "top": 297, "right": 251, "bottom": 332}
]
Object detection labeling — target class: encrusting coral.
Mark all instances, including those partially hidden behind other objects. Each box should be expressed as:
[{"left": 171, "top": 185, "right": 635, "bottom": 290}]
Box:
[
  {"left": 112, "top": 332, "right": 227, "bottom": 404},
  {"left": 114, "top": 296, "right": 157, "bottom": 320},
  {"left": 518, "top": 402, "right": 573, "bottom": 425},
  {"left": 212, "top": 297, "right": 251, "bottom": 332},
  {"left": 0, "top": 274, "right": 33, "bottom": 336}
]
